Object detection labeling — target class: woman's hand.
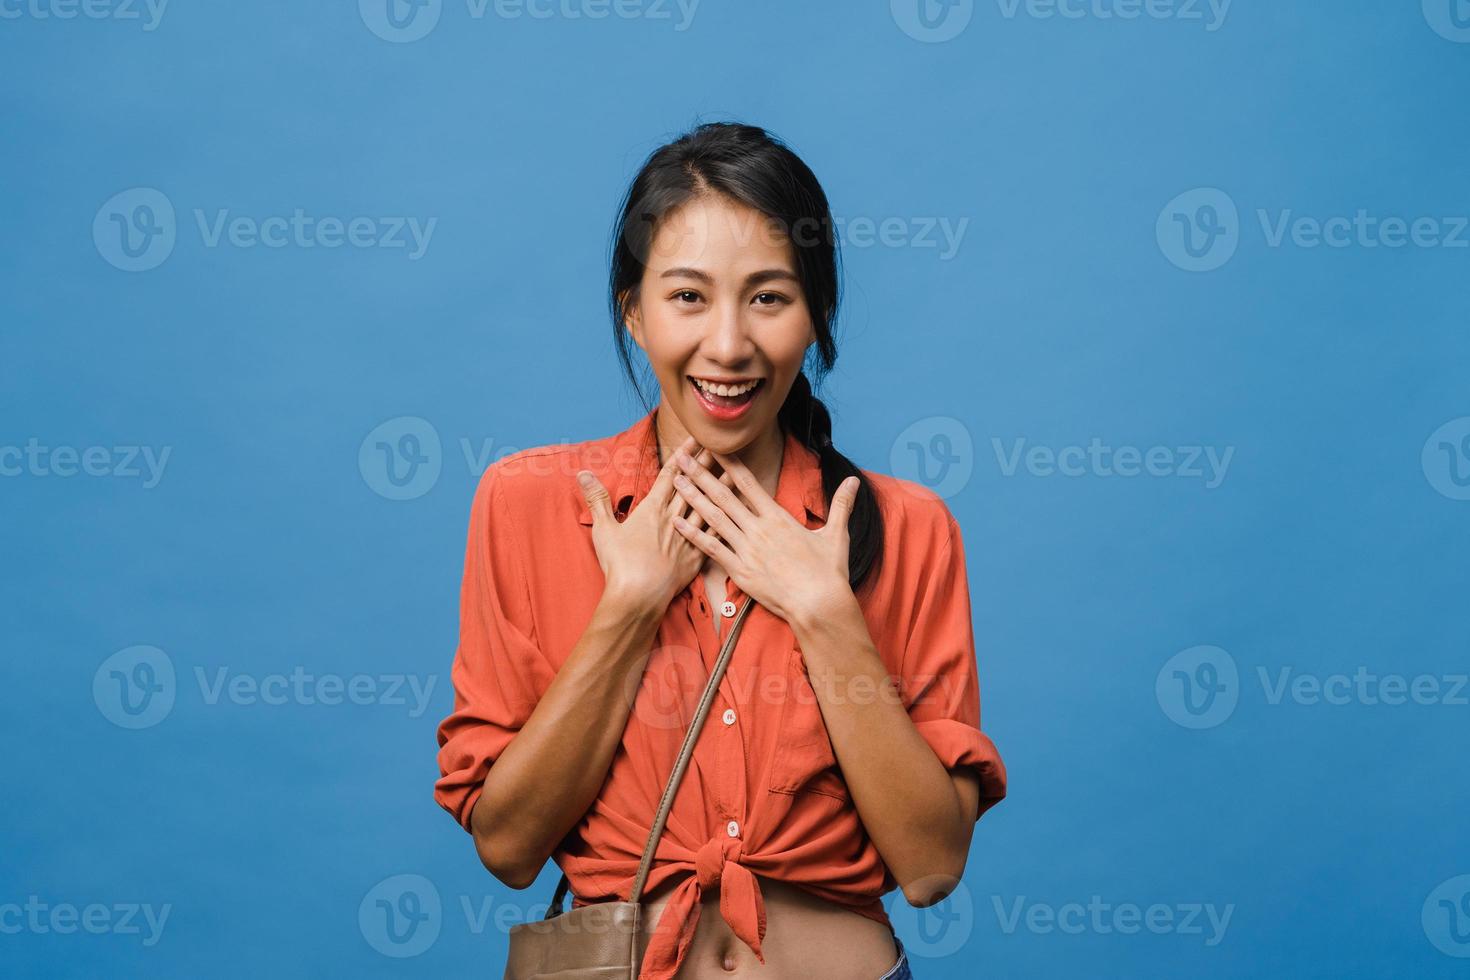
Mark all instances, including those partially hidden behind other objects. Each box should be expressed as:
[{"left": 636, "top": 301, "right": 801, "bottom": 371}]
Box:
[
  {"left": 577, "top": 436, "right": 737, "bottom": 614},
  {"left": 669, "top": 448, "right": 860, "bottom": 627}
]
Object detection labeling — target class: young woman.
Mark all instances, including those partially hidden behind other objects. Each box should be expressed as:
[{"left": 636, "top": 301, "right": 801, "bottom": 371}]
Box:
[{"left": 435, "top": 121, "right": 1007, "bottom": 980}]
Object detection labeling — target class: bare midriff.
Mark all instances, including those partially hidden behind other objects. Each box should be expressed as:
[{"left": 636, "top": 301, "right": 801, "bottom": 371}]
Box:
[{"left": 642, "top": 873, "right": 900, "bottom": 979}]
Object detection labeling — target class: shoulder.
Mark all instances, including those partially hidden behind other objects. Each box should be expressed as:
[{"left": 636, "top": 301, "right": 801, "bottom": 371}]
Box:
[{"left": 862, "top": 469, "right": 962, "bottom": 554}]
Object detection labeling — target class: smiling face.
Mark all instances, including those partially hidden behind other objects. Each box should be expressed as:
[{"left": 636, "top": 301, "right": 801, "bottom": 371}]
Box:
[{"left": 622, "top": 193, "right": 816, "bottom": 457}]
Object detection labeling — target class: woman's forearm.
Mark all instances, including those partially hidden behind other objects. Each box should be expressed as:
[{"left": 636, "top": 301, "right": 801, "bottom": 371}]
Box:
[
  {"left": 789, "top": 591, "right": 976, "bottom": 903},
  {"left": 470, "top": 585, "right": 667, "bottom": 888}
]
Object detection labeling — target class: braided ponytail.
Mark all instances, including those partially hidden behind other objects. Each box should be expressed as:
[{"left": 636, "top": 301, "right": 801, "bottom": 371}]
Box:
[{"left": 778, "top": 370, "right": 884, "bottom": 592}]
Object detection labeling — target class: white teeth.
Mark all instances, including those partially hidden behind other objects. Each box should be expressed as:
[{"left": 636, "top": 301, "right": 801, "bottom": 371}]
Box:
[{"left": 693, "top": 377, "right": 760, "bottom": 397}]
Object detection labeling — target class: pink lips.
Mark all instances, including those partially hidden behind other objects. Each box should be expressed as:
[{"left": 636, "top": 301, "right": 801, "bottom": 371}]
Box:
[{"left": 689, "top": 376, "right": 761, "bottom": 421}]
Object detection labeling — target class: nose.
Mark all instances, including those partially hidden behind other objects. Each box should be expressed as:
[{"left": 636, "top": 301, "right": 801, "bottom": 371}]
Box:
[{"left": 702, "top": 298, "right": 755, "bottom": 365}]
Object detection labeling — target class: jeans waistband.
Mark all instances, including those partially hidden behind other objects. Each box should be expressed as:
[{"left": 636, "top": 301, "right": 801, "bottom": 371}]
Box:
[{"left": 877, "top": 935, "right": 912, "bottom": 980}]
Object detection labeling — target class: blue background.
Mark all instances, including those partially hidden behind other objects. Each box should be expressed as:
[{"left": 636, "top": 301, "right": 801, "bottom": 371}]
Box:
[{"left": 4, "top": 1, "right": 1469, "bottom": 976}]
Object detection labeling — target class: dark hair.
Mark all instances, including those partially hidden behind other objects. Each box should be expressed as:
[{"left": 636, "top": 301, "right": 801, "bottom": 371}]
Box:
[{"left": 607, "top": 120, "right": 884, "bottom": 593}]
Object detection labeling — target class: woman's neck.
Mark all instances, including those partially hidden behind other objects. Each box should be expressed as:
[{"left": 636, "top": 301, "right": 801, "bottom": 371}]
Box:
[{"left": 651, "top": 403, "right": 785, "bottom": 500}]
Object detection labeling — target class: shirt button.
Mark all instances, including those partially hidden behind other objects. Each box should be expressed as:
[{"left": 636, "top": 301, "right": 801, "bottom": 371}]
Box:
[
  {"left": 722, "top": 708, "right": 736, "bottom": 726},
  {"left": 726, "top": 820, "right": 740, "bottom": 838},
  {"left": 720, "top": 600, "right": 737, "bottom": 618}
]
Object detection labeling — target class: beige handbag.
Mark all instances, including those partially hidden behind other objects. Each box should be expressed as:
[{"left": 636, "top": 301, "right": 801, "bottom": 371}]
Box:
[{"left": 503, "top": 596, "right": 757, "bottom": 980}]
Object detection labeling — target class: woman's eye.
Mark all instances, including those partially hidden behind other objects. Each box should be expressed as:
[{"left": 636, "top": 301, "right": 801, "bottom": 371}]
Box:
[
  {"left": 672, "top": 290, "right": 701, "bottom": 304},
  {"left": 753, "top": 292, "right": 786, "bottom": 306}
]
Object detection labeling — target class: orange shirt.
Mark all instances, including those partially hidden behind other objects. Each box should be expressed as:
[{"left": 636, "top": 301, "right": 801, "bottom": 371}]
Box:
[{"left": 434, "top": 406, "right": 1007, "bottom": 980}]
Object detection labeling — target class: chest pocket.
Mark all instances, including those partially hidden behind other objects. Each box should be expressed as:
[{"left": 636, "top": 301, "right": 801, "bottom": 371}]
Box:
[{"left": 767, "top": 642, "right": 850, "bottom": 801}]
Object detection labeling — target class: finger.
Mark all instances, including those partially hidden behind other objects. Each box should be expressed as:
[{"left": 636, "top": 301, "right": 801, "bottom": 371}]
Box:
[
  {"left": 666, "top": 445, "right": 711, "bottom": 521},
  {"left": 824, "top": 475, "right": 861, "bottom": 533},
  {"left": 677, "top": 449, "right": 759, "bottom": 531},
  {"left": 671, "top": 511, "right": 740, "bottom": 570},
  {"left": 577, "top": 470, "right": 614, "bottom": 525},
  {"left": 707, "top": 450, "right": 778, "bottom": 519},
  {"left": 684, "top": 466, "right": 738, "bottom": 535},
  {"left": 646, "top": 434, "right": 698, "bottom": 509},
  {"left": 667, "top": 447, "right": 730, "bottom": 529},
  {"left": 673, "top": 469, "right": 749, "bottom": 548}
]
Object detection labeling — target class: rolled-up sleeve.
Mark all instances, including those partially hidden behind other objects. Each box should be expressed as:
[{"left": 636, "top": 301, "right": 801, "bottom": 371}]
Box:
[
  {"left": 434, "top": 463, "right": 544, "bottom": 832},
  {"left": 900, "top": 510, "right": 1007, "bottom": 821}
]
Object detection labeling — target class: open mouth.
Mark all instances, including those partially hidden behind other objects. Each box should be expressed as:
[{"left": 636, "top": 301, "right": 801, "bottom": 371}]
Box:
[{"left": 688, "top": 375, "right": 764, "bottom": 419}]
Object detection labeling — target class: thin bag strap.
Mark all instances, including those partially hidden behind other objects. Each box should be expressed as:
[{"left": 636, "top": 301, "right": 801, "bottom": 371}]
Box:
[
  {"left": 631, "top": 595, "right": 755, "bottom": 902},
  {"left": 544, "top": 595, "right": 756, "bottom": 917}
]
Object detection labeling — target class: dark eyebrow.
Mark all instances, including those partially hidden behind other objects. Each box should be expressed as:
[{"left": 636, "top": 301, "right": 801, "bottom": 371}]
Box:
[{"left": 658, "top": 267, "right": 800, "bottom": 287}]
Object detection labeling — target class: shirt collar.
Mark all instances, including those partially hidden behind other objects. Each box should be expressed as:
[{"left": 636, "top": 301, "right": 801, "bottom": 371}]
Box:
[{"left": 575, "top": 406, "right": 828, "bottom": 528}]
